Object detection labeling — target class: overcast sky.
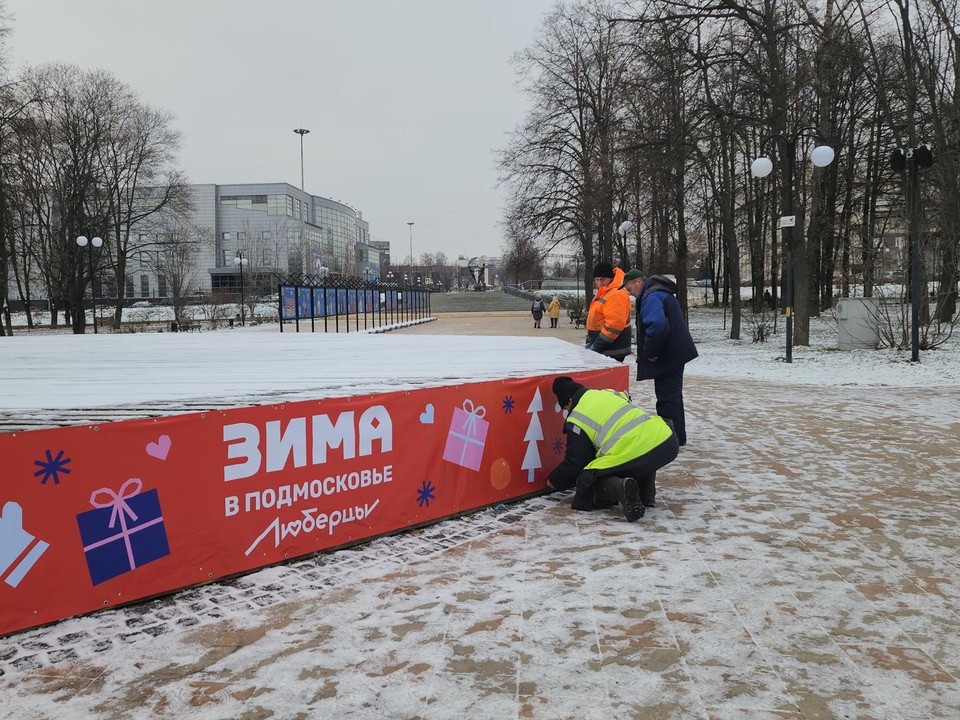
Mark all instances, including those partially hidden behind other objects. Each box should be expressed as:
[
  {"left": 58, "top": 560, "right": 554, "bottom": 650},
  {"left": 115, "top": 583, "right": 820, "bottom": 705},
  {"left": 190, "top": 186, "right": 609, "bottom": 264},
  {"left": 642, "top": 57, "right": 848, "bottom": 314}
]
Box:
[{"left": 5, "top": 0, "right": 557, "bottom": 261}]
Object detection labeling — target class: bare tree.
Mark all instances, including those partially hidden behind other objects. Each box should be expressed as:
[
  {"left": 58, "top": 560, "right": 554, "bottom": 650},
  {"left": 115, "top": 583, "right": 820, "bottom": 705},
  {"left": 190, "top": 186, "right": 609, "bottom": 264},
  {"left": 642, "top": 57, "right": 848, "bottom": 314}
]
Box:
[
  {"left": 11, "top": 64, "right": 185, "bottom": 333},
  {"left": 96, "top": 88, "right": 188, "bottom": 330},
  {"left": 143, "top": 215, "right": 209, "bottom": 324},
  {"left": 14, "top": 64, "right": 108, "bottom": 333},
  {"left": 500, "top": 205, "right": 545, "bottom": 286},
  {"left": 500, "top": 1, "right": 631, "bottom": 290}
]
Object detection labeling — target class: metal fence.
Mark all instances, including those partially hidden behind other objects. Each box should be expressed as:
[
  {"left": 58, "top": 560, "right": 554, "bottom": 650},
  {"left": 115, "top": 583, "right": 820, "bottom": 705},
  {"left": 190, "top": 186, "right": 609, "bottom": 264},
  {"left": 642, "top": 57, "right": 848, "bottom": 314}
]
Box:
[{"left": 275, "top": 273, "right": 433, "bottom": 333}]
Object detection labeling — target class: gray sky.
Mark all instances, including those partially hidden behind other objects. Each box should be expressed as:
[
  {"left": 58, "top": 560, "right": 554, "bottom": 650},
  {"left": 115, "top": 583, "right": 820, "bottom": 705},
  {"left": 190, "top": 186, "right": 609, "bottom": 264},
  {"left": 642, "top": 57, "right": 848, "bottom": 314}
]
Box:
[{"left": 6, "top": 0, "right": 556, "bottom": 261}]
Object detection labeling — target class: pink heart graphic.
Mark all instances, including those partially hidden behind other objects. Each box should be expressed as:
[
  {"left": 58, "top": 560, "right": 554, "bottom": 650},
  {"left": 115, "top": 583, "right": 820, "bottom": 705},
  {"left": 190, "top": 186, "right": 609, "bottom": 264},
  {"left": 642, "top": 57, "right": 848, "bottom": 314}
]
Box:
[{"left": 146, "top": 435, "right": 172, "bottom": 461}]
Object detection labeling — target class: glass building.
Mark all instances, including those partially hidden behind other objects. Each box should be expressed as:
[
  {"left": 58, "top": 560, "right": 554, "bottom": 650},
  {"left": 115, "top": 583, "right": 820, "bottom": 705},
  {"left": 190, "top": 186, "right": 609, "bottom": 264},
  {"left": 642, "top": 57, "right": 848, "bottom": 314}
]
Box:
[{"left": 199, "top": 183, "right": 372, "bottom": 294}]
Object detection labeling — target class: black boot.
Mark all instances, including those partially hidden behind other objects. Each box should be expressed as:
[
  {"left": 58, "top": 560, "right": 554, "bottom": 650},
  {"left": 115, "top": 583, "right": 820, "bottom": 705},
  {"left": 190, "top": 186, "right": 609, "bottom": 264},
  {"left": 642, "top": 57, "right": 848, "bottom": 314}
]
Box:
[
  {"left": 592, "top": 476, "right": 620, "bottom": 508},
  {"left": 639, "top": 473, "right": 656, "bottom": 508},
  {"left": 596, "top": 476, "right": 644, "bottom": 522}
]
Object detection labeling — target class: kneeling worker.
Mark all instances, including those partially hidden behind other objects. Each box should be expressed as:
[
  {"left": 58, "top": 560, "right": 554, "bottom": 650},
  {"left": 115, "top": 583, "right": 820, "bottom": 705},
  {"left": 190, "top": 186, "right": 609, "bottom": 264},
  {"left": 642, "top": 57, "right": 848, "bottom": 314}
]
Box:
[{"left": 547, "top": 376, "right": 679, "bottom": 522}]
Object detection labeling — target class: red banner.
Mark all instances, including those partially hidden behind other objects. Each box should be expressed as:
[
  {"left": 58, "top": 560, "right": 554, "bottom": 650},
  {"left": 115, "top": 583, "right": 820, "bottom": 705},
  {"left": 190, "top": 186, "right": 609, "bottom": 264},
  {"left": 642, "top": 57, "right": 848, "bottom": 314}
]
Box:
[{"left": 0, "top": 367, "right": 626, "bottom": 635}]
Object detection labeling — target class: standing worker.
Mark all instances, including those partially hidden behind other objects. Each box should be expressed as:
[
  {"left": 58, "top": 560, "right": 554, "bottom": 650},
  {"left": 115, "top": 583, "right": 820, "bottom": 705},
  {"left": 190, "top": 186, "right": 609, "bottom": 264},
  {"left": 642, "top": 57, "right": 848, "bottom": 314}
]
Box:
[
  {"left": 547, "top": 376, "right": 679, "bottom": 521},
  {"left": 585, "top": 261, "right": 632, "bottom": 362},
  {"left": 621, "top": 269, "right": 698, "bottom": 446},
  {"left": 548, "top": 296, "right": 561, "bottom": 328}
]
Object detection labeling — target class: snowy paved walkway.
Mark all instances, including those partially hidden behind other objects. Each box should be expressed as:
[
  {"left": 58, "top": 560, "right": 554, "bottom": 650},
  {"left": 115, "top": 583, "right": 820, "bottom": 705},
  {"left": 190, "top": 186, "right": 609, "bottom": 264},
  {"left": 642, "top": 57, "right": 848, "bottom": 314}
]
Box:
[{"left": 2, "top": 313, "right": 959, "bottom": 719}]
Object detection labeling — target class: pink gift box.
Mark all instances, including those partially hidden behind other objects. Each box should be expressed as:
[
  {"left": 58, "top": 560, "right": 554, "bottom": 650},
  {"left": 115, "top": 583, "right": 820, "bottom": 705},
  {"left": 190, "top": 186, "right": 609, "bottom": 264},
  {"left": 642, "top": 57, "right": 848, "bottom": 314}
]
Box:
[{"left": 442, "top": 400, "right": 488, "bottom": 471}]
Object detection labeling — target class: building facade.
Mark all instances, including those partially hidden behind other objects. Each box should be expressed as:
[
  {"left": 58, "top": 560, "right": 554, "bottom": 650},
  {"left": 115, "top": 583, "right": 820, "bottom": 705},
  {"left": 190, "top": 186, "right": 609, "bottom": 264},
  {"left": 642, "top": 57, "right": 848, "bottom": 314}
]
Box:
[
  {"left": 3, "top": 183, "right": 376, "bottom": 305},
  {"left": 195, "top": 183, "right": 372, "bottom": 295}
]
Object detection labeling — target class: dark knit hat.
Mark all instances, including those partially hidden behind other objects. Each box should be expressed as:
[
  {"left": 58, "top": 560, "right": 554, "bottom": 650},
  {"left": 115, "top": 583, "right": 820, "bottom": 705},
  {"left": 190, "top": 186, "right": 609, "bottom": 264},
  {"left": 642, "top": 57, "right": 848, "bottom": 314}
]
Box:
[
  {"left": 592, "top": 261, "right": 614, "bottom": 278},
  {"left": 552, "top": 376, "right": 584, "bottom": 407}
]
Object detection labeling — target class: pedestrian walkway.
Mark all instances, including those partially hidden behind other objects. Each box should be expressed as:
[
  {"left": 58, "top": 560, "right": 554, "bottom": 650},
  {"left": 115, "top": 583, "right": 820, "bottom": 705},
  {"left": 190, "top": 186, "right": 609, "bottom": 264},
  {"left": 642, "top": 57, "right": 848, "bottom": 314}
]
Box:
[
  {"left": 429, "top": 289, "right": 541, "bottom": 313},
  {"left": 3, "top": 313, "right": 959, "bottom": 720}
]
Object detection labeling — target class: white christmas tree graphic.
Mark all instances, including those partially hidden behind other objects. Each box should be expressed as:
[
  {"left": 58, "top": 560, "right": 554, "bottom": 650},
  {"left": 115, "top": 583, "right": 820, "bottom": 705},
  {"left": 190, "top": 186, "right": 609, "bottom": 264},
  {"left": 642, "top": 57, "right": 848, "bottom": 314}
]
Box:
[{"left": 522, "top": 388, "right": 544, "bottom": 482}]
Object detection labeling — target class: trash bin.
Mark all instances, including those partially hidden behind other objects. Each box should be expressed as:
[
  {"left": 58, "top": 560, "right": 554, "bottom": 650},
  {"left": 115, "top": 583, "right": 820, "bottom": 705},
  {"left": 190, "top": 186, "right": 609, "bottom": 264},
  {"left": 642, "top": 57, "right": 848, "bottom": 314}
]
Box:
[
  {"left": 837, "top": 298, "right": 879, "bottom": 350},
  {"left": 170, "top": 322, "right": 178, "bottom": 333}
]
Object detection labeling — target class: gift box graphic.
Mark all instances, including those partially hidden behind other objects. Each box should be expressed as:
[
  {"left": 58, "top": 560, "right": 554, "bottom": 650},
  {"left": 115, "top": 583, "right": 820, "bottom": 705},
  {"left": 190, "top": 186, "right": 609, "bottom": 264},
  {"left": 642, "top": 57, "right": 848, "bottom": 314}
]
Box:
[
  {"left": 442, "top": 399, "right": 489, "bottom": 471},
  {"left": 76, "top": 478, "right": 170, "bottom": 586}
]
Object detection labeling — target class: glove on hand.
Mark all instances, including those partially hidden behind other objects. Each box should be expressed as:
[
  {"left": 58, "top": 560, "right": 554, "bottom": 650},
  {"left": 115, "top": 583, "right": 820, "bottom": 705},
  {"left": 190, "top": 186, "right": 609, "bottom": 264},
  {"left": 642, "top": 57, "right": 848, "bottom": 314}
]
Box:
[{"left": 590, "top": 335, "right": 612, "bottom": 353}]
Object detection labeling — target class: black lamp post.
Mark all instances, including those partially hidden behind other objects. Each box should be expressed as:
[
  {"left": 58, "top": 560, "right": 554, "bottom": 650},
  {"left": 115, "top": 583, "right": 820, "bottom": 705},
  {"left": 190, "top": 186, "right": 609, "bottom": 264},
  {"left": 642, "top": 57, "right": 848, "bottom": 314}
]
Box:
[
  {"left": 751, "top": 134, "right": 835, "bottom": 363},
  {"left": 76, "top": 235, "right": 103, "bottom": 334},
  {"left": 386, "top": 271, "right": 394, "bottom": 323},
  {"left": 234, "top": 251, "right": 248, "bottom": 326},
  {"left": 890, "top": 144, "right": 934, "bottom": 362}
]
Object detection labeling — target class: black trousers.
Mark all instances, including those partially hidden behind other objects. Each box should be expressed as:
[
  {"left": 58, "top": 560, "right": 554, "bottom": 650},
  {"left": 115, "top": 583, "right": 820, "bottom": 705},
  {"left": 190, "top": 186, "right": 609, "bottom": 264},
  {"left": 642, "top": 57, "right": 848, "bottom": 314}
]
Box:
[
  {"left": 572, "top": 432, "right": 680, "bottom": 509},
  {"left": 653, "top": 366, "right": 687, "bottom": 445}
]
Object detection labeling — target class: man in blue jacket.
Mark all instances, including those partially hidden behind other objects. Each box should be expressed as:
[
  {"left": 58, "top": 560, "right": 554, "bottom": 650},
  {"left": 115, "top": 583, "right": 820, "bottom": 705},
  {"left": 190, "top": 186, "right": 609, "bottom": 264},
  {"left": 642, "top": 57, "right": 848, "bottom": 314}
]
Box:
[{"left": 622, "top": 270, "right": 698, "bottom": 446}]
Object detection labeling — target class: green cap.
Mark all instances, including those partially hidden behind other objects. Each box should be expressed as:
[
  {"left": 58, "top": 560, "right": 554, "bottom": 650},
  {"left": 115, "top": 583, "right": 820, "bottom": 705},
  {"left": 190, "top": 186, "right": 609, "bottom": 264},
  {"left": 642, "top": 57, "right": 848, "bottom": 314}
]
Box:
[{"left": 620, "top": 269, "right": 645, "bottom": 286}]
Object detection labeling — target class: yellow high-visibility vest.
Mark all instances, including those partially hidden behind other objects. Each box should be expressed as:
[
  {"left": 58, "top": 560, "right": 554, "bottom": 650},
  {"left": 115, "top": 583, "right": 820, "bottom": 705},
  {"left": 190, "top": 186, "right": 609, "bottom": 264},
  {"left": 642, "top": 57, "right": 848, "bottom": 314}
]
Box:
[{"left": 567, "top": 389, "right": 673, "bottom": 470}]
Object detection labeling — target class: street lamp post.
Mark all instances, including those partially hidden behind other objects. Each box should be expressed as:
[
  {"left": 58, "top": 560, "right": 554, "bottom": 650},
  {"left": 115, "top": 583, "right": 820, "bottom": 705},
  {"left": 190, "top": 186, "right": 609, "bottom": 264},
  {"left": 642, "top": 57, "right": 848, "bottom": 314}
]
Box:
[
  {"left": 76, "top": 235, "right": 103, "bottom": 334},
  {"left": 387, "top": 271, "right": 395, "bottom": 324},
  {"left": 573, "top": 253, "right": 582, "bottom": 317},
  {"left": 293, "top": 128, "right": 310, "bottom": 190},
  {"left": 890, "top": 144, "right": 934, "bottom": 363},
  {"left": 234, "top": 251, "right": 248, "bottom": 326},
  {"left": 751, "top": 135, "right": 835, "bottom": 363},
  {"left": 617, "top": 220, "right": 635, "bottom": 264},
  {"left": 407, "top": 221, "right": 415, "bottom": 270}
]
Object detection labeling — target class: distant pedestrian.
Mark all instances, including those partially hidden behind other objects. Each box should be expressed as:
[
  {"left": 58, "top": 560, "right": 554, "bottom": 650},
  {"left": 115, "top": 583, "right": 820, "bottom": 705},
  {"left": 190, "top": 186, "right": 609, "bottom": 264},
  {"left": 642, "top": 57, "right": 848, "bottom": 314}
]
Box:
[
  {"left": 531, "top": 296, "right": 546, "bottom": 328},
  {"left": 585, "top": 262, "right": 632, "bottom": 362},
  {"left": 547, "top": 376, "right": 679, "bottom": 521},
  {"left": 621, "top": 269, "right": 698, "bottom": 446},
  {"left": 548, "top": 296, "right": 561, "bottom": 328}
]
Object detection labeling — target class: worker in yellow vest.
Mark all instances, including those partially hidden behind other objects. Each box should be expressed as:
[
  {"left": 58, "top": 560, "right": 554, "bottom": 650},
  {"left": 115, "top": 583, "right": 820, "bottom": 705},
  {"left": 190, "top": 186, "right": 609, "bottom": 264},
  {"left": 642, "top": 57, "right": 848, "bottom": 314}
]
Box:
[{"left": 547, "top": 376, "right": 679, "bottom": 521}]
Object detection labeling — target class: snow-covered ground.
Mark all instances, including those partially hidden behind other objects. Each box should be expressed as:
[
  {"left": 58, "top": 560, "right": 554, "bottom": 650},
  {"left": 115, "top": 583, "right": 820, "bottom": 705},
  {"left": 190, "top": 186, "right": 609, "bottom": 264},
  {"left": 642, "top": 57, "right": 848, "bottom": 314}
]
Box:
[
  {"left": 4, "top": 307, "right": 956, "bottom": 420},
  {"left": 684, "top": 308, "right": 960, "bottom": 388},
  {"left": 1, "top": 308, "right": 959, "bottom": 719}
]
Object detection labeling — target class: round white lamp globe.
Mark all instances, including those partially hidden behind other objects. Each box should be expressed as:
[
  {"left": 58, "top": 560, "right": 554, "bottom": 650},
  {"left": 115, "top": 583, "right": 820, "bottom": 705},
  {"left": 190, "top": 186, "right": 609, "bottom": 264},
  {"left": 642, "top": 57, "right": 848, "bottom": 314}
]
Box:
[
  {"left": 750, "top": 157, "right": 773, "bottom": 178},
  {"left": 810, "top": 145, "right": 835, "bottom": 167}
]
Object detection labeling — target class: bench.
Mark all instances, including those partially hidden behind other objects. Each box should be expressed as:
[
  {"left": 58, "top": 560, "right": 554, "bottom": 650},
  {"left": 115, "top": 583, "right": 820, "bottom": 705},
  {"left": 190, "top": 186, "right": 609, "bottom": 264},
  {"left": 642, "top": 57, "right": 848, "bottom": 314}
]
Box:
[{"left": 180, "top": 322, "right": 202, "bottom": 332}]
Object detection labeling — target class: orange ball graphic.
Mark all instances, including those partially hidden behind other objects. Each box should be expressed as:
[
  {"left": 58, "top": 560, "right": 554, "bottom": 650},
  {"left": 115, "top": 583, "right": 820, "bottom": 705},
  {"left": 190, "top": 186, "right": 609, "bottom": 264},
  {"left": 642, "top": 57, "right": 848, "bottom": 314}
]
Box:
[{"left": 490, "top": 458, "right": 511, "bottom": 490}]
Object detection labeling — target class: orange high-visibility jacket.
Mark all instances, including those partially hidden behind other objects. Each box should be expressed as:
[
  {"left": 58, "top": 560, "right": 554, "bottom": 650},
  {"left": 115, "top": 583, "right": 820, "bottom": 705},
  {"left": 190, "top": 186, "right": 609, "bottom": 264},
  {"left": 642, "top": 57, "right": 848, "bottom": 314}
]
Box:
[{"left": 586, "top": 266, "right": 631, "bottom": 342}]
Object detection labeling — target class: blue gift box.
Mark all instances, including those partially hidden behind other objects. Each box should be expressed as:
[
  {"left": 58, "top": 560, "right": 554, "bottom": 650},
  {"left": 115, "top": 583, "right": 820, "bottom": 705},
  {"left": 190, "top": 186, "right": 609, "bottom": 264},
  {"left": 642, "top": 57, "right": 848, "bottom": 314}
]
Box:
[{"left": 76, "top": 479, "right": 170, "bottom": 586}]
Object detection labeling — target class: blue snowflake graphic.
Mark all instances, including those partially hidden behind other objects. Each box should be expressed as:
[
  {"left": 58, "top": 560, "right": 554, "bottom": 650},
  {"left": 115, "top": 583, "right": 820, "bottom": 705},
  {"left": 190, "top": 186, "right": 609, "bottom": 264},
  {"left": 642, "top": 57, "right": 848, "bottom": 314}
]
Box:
[
  {"left": 553, "top": 438, "right": 565, "bottom": 455},
  {"left": 502, "top": 396, "right": 515, "bottom": 413},
  {"left": 34, "top": 449, "right": 72, "bottom": 485},
  {"left": 416, "top": 480, "right": 436, "bottom": 508}
]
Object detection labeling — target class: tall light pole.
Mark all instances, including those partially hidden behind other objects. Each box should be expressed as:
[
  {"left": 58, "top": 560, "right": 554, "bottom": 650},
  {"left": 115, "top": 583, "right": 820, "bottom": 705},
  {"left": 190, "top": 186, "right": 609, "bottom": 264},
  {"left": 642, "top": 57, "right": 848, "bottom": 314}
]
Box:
[
  {"left": 293, "top": 128, "right": 310, "bottom": 190},
  {"left": 890, "top": 145, "right": 934, "bottom": 362},
  {"left": 234, "top": 251, "right": 248, "bottom": 326},
  {"left": 751, "top": 135, "right": 834, "bottom": 363},
  {"left": 617, "top": 220, "right": 635, "bottom": 279},
  {"left": 76, "top": 235, "right": 103, "bottom": 334},
  {"left": 407, "top": 221, "right": 415, "bottom": 274}
]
